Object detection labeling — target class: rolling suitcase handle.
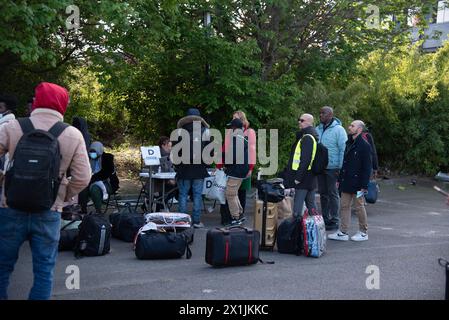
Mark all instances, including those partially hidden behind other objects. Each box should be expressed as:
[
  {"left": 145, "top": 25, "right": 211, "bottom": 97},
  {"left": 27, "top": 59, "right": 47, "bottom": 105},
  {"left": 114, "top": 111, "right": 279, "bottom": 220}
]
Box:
[
  {"left": 262, "top": 192, "right": 268, "bottom": 248},
  {"left": 216, "top": 226, "right": 253, "bottom": 234}
]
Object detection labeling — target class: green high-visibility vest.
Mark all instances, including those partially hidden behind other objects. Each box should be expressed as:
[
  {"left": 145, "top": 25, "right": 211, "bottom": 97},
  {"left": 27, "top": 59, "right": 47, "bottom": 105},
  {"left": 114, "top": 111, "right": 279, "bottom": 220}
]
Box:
[{"left": 291, "top": 134, "right": 317, "bottom": 171}]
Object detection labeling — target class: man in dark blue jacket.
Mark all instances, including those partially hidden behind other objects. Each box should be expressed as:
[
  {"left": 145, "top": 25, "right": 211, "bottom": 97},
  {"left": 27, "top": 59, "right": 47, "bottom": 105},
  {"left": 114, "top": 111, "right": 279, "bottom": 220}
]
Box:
[{"left": 328, "top": 120, "right": 372, "bottom": 242}]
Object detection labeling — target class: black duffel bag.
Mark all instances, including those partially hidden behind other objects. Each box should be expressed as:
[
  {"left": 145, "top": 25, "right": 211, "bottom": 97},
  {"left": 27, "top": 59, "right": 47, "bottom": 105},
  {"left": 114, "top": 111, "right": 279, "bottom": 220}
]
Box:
[
  {"left": 59, "top": 219, "right": 80, "bottom": 251},
  {"left": 135, "top": 228, "right": 193, "bottom": 260},
  {"left": 110, "top": 204, "right": 145, "bottom": 242},
  {"left": 257, "top": 178, "right": 285, "bottom": 203}
]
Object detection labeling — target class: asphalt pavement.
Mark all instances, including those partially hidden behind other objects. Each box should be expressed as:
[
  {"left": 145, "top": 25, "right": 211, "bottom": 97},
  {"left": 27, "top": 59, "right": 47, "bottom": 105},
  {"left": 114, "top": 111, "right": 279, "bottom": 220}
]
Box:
[{"left": 6, "top": 177, "right": 449, "bottom": 300}]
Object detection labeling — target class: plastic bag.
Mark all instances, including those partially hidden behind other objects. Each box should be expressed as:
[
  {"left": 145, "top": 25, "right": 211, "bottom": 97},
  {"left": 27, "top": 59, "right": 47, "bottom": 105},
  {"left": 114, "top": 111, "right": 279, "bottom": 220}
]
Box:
[{"left": 205, "top": 169, "right": 227, "bottom": 204}]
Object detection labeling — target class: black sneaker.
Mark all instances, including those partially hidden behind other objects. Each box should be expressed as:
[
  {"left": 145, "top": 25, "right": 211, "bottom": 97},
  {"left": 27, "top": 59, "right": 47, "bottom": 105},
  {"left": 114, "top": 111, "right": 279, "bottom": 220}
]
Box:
[{"left": 226, "top": 219, "right": 243, "bottom": 227}]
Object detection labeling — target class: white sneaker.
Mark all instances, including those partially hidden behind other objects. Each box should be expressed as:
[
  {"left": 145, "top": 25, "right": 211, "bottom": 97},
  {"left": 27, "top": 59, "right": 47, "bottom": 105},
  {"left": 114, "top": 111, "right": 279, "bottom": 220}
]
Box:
[
  {"left": 351, "top": 231, "right": 368, "bottom": 241},
  {"left": 193, "top": 222, "right": 205, "bottom": 229},
  {"left": 328, "top": 230, "right": 349, "bottom": 241}
]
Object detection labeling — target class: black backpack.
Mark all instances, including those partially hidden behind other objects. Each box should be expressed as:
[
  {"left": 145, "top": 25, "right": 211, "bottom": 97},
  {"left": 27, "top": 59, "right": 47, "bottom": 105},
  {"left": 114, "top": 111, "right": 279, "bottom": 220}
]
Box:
[
  {"left": 5, "top": 118, "right": 68, "bottom": 212},
  {"left": 304, "top": 134, "right": 328, "bottom": 175},
  {"left": 75, "top": 214, "right": 111, "bottom": 257},
  {"left": 277, "top": 216, "right": 303, "bottom": 255},
  {"left": 256, "top": 178, "right": 285, "bottom": 204}
]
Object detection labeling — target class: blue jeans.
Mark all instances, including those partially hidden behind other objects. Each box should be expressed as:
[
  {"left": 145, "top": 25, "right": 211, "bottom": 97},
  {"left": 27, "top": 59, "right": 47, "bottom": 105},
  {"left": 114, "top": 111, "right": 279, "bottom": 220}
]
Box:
[
  {"left": 0, "top": 207, "right": 60, "bottom": 300},
  {"left": 177, "top": 179, "right": 204, "bottom": 224}
]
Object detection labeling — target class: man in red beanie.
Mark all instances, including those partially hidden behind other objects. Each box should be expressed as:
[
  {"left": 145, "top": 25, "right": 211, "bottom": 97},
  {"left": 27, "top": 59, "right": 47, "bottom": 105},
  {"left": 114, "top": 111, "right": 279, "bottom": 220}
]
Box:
[{"left": 0, "top": 82, "right": 91, "bottom": 300}]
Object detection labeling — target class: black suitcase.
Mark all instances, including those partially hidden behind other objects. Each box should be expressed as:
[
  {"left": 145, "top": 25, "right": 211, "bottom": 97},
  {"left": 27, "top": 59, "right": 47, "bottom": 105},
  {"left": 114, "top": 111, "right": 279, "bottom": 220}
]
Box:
[
  {"left": 205, "top": 226, "right": 260, "bottom": 267},
  {"left": 135, "top": 228, "right": 193, "bottom": 260},
  {"left": 277, "top": 216, "right": 303, "bottom": 255},
  {"left": 110, "top": 204, "right": 145, "bottom": 242}
]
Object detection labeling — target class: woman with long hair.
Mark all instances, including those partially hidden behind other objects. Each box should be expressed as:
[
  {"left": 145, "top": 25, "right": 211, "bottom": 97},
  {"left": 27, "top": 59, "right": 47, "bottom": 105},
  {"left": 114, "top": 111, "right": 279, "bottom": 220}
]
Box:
[{"left": 218, "top": 110, "right": 256, "bottom": 225}]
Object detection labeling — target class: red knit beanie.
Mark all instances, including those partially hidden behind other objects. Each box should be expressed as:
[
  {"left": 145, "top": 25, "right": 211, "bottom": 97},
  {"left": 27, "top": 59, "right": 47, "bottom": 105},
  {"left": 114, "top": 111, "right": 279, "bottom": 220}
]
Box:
[{"left": 32, "top": 82, "right": 69, "bottom": 115}]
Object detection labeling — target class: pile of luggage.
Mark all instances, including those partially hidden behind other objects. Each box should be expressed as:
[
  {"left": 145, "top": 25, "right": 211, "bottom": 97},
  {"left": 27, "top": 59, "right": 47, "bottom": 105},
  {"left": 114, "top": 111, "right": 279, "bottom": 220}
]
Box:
[
  {"left": 253, "top": 178, "right": 326, "bottom": 258},
  {"left": 58, "top": 178, "right": 326, "bottom": 267},
  {"left": 59, "top": 204, "right": 194, "bottom": 260}
]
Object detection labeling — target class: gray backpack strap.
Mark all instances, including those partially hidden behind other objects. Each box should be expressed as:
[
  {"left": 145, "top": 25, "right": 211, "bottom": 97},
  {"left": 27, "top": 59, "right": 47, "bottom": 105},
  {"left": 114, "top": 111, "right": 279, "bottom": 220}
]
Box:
[
  {"left": 48, "top": 121, "right": 69, "bottom": 138},
  {"left": 17, "top": 118, "right": 35, "bottom": 135}
]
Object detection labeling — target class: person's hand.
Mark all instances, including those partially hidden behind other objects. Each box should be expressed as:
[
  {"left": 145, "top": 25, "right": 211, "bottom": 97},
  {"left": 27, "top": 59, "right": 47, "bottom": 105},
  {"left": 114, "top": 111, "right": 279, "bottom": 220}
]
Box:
[
  {"left": 372, "top": 170, "right": 378, "bottom": 180},
  {"left": 361, "top": 188, "right": 368, "bottom": 194}
]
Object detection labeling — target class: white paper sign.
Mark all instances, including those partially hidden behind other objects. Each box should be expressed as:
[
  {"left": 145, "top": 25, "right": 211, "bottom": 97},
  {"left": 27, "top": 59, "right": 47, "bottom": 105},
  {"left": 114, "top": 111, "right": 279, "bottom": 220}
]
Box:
[{"left": 140, "top": 146, "right": 161, "bottom": 166}]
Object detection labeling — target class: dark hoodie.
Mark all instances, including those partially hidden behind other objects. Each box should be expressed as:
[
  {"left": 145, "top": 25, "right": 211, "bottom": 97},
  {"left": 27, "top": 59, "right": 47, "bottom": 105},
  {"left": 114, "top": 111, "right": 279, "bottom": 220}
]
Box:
[
  {"left": 72, "top": 117, "right": 91, "bottom": 150},
  {"left": 286, "top": 126, "right": 319, "bottom": 190},
  {"left": 88, "top": 141, "right": 120, "bottom": 193},
  {"left": 174, "top": 110, "right": 210, "bottom": 180}
]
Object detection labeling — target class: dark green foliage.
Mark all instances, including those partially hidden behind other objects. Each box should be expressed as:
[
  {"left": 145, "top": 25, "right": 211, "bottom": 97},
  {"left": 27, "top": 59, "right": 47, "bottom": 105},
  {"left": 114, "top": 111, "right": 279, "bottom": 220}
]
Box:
[{"left": 3, "top": 0, "right": 448, "bottom": 175}]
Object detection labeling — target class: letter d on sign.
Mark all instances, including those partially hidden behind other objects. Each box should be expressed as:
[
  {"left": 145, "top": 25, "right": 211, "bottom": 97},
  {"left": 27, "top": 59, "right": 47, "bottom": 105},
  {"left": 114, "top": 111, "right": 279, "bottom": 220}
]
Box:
[
  {"left": 365, "top": 265, "right": 380, "bottom": 290},
  {"left": 65, "top": 265, "right": 80, "bottom": 290}
]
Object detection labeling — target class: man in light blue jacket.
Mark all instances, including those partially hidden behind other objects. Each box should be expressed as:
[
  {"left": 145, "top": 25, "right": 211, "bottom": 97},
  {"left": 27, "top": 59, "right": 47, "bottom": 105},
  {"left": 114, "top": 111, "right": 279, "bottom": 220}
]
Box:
[{"left": 316, "top": 106, "right": 347, "bottom": 230}]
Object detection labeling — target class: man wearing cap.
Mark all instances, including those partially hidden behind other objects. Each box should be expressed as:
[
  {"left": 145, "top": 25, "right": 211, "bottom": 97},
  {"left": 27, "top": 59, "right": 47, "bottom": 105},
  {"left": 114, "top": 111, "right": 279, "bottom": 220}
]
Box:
[
  {"left": 0, "top": 82, "right": 91, "bottom": 299},
  {"left": 216, "top": 118, "right": 249, "bottom": 226},
  {"left": 174, "top": 108, "right": 210, "bottom": 228}
]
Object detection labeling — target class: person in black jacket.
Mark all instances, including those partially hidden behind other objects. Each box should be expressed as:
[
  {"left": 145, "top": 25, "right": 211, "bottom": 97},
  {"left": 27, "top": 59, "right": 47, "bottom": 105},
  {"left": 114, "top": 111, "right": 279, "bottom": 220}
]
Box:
[
  {"left": 217, "top": 118, "right": 249, "bottom": 226},
  {"left": 329, "top": 120, "right": 372, "bottom": 242},
  {"left": 173, "top": 108, "right": 210, "bottom": 228},
  {"left": 72, "top": 116, "right": 91, "bottom": 151},
  {"left": 79, "top": 141, "right": 120, "bottom": 214},
  {"left": 286, "top": 113, "right": 319, "bottom": 217}
]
